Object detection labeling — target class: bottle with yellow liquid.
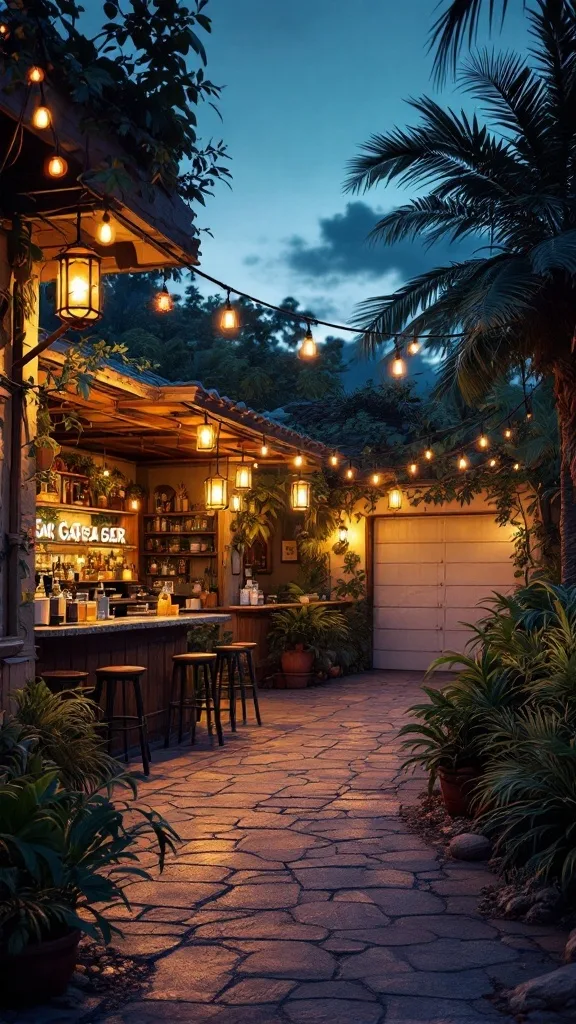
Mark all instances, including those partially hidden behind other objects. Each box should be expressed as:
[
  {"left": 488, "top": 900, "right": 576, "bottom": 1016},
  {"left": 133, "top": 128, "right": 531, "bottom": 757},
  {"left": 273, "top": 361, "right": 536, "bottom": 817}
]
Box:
[{"left": 156, "top": 583, "right": 172, "bottom": 617}]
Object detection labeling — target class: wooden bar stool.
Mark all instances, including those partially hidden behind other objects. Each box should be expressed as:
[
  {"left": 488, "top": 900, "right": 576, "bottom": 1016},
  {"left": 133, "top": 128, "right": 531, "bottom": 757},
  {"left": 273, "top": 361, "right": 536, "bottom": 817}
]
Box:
[
  {"left": 164, "top": 653, "right": 223, "bottom": 747},
  {"left": 39, "top": 670, "right": 91, "bottom": 695},
  {"left": 231, "top": 642, "right": 262, "bottom": 726},
  {"left": 93, "top": 665, "right": 150, "bottom": 775}
]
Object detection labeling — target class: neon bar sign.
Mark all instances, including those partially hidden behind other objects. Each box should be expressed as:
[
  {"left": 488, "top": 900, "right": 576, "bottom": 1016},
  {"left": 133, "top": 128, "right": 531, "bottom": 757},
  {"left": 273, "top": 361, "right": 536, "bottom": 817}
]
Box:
[{"left": 36, "top": 520, "right": 126, "bottom": 545}]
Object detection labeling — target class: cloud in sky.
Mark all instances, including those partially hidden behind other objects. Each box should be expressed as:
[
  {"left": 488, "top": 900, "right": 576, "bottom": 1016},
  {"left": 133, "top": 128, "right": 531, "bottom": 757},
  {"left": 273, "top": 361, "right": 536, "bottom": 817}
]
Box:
[{"left": 279, "top": 201, "right": 476, "bottom": 284}]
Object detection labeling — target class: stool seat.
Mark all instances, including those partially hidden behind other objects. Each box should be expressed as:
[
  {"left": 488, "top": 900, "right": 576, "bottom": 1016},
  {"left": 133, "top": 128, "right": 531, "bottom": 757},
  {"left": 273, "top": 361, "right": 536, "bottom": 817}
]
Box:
[
  {"left": 174, "top": 652, "right": 217, "bottom": 662},
  {"left": 215, "top": 644, "right": 243, "bottom": 653},
  {"left": 96, "top": 665, "right": 146, "bottom": 676},
  {"left": 231, "top": 642, "right": 258, "bottom": 649},
  {"left": 41, "top": 670, "right": 89, "bottom": 682}
]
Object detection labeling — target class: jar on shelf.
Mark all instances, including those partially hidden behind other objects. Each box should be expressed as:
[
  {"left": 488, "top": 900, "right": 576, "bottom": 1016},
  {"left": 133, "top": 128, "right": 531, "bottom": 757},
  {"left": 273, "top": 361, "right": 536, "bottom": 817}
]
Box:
[
  {"left": 149, "top": 559, "right": 158, "bottom": 574},
  {"left": 160, "top": 518, "right": 167, "bottom": 532}
]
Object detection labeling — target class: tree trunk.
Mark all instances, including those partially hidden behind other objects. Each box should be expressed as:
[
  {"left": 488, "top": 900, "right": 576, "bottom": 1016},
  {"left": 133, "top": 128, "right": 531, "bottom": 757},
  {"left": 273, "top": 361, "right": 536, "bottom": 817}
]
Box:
[{"left": 553, "top": 361, "right": 576, "bottom": 585}]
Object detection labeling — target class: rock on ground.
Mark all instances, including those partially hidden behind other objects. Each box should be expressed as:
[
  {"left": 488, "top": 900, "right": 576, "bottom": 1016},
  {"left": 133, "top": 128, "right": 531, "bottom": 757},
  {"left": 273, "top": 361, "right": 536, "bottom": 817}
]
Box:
[
  {"left": 449, "top": 833, "right": 491, "bottom": 862},
  {"left": 507, "top": 963, "right": 576, "bottom": 1012}
]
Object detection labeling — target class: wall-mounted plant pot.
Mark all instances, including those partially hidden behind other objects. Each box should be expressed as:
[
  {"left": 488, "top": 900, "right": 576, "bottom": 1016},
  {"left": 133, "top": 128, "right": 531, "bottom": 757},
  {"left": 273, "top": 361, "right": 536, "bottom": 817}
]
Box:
[
  {"left": 0, "top": 928, "right": 80, "bottom": 1004},
  {"left": 35, "top": 446, "right": 58, "bottom": 472},
  {"left": 438, "top": 766, "right": 480, "bottom": 818}
]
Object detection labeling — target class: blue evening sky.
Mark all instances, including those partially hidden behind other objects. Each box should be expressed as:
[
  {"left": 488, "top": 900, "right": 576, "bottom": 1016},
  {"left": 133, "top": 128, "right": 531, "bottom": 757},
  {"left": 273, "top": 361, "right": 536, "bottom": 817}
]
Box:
[{"left": 195, "top": 0, "right": 529, "bottom": 337}]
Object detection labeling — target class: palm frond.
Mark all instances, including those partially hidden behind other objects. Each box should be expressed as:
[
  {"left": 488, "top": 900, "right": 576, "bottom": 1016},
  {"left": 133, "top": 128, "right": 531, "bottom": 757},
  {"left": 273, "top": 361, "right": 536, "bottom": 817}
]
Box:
[{"left": 429, "top": 0, "right": 511, "bottom": 83}]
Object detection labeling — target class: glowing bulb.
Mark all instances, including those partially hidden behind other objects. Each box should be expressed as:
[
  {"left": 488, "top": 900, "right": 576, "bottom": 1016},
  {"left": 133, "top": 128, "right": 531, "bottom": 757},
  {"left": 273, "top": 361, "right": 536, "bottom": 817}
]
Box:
[
  {"left": 46, "top": 153, "right": 68, "bottom": 178},
  {"left": 0, "top": 23, "right": 10, "bottom": 40},
  {"left": 513, "top": 462, "right": 520, "bottom": 471},
  {"left": 338, "top": 524, "right": 349, "bottom": 544},
  {"left": 478, "top": 434, "right": 489, "bottom": 449},
  {"left": 96, "top": 211, "right": 115, "bottom": 246},
  {"left": 294, "top": 454, "right": 303, "bottom": 468},
  {"left": 27, "top": 66, "right": 45, "bottom": 84},
  {"left": 504, "top": 426, "right": 512, "bottom": 440},
  {"left": 489, "top": 458, "right": 497, "bottom": 468},
  {"left": 253, "top": 461, "right": 259, "bottom": 470},
  {"left": 197, "top": 422, "right": 215, "bottom": 452},
  {"left": 69, "top": 275, "right": 89, "bottom": 302},
  {"left": 329, "top": 454, "right": 338, "bottom": 467},
  {"left": 103, "top": 467, "right": 110, "bottom": 478},
  {"left": 345, "top": 467, "right": 354, "bottom": 480},
  {"left": 129, "top": 498, "right": 140, "bottom": 511},
  {"left": 260, "top": 442, "right": 269, "bottom": 457},
  {"left": 220, "top": 296, "right": 239, "bottom": 332},
  {"left": 371, "top": 472, "right": 381, "bottom": 485},
  {"left": 408, "top": 338, "right": 420, "bottom": 355},
  {"left": 391, "top": 356, "right": 406, "bottom": 378},
  {"left": 526, "top": 410, "right": 533, "bottom": 421},
  {"left": 32, "top": 105, "right": 51, "bottom": 129},
  {"left": 408, "top": 463, "right": 418, "bottom": 476},
  {"left": 424, "top": 448, "right": 433, "bottom": 461},
  {"left": 458, "top": 455, "right": 469, "bottom": 471},
  {"left": 299, "top": 325, "right": 317, "bottom": 360},
  {"left": 230, "top": 491, "right": 242, "bottom": 513},
  {"left": 155, "top": 285, "right": 173, "bottom": 313}
]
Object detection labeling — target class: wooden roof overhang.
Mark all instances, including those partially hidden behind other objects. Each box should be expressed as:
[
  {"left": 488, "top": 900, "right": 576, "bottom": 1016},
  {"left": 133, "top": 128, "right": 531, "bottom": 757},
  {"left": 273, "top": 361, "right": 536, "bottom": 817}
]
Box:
[
  {"left": 41, "top": 345, "right": 334, "bottom": 469},
  {"left": 0, "top": 76, "right": 199, "bottom": 275}
]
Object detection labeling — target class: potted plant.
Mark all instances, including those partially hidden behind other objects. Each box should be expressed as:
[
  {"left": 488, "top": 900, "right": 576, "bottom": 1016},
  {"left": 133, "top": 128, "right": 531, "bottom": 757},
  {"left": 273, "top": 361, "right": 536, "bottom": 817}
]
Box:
[
  {"left": 90, "top": 466, "right": 114, "bottom": 508},
  {"left": 30, "top": 404, "right": 61, "bottom": 473},
  {"left": 268, "top": 604, "right": 351, "bottom": 688}
]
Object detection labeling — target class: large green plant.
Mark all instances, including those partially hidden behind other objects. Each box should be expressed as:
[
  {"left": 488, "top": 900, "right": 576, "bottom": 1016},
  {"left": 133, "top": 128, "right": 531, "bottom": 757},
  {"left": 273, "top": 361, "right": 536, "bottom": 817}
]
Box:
[{"left": 268, "top": 604, "right": 351, "bottom": 658}]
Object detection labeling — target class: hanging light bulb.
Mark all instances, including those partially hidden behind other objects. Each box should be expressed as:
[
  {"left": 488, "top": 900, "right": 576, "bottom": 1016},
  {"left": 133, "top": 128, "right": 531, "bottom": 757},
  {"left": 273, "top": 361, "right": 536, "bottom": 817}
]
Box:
[
  {"left": 294, "top": 453, "right": 304, "bottom": 468},
  {"left": 45, "top": 152, "right": 68, "bottom": 178},
  {"left": 371, "top": 472, "right": 381, "bottom": 486},
  {"left": 154, "top": 276, "right": 173, "bottom": 313},
  {"left": 96, "top": 210, "right": 115, "bottom": 246},
  {"left": 338, "top": 522, "right": 349, "bottom": 544},
  {"left": 230, "top": 489, "right": 243, "bottom": 513},
  {"left": 291, "top": 478, "right": 311, "bottom": 510},
  {"left": 0, "top": 22, "right": 10, "bottom": 40},
  {"left": 489, "top": 458, "right": 497, "bottom": 468},
  {"left": 197, "top": 416, "right": 215, "bottom": 452},
  {"left": 408, "top": 462, "right": 418, "bottom": 476},
  {"left": 525, "top": 399, "right": 533, "bottom": 421},
  {"left": 298, "top": 323, "right": 317, "bottom": 360},
  {"left": 513, "top": 462, "right": 520, "bottom": 471},
  {"left": 391, "top": 346, "right": 406, "bottom": 378},
  {"left": 503, "top": 423, "right": 513, "bottom": 440},
  {"left": 27, "top": 65, "right": 45, "bottom": 84},
  {"left": 253, "top": 461, "right": 259, "bottom": 470},
  {"left": 407, "top": 337, "right": 420, "bottom": 356},
  {"left": 329, "top": 454, "right": 339, "bottom": 467},
  {"left": 424, "top": 446, "right": 433, "bottom": 461},
  {"left": 219, "top": 291, "right": 239, "bottom": 332},
  {"left": 345, "top": 463, "right": 354, "bottom": 481},
  {"left": 458, "top": 454, "right": 469, "bottom": 471},
  {"left": 478, "top": 431, "right": 489, "bottom": 449},
  {"left": 32, "top": 104, "right": 51, "bottom": 129},
  {"left": 388, "top": 486, "right": 403, "bottom": 511},
  {"left": 260, "top": 437, "right": 269, "bottom": 457}
]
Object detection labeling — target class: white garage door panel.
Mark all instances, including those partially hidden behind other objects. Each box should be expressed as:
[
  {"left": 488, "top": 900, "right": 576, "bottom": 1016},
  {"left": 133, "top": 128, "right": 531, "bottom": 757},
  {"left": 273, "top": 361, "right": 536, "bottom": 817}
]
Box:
[
  {"left": 375, "top": 606, "right": 443, "bottom": 630},
  {"left": 373, "top": 514, "right": 516, "bottom": 671},
  {"left": 375, "top": 518, "right": 445, "bottom": 543},
  {"left": 445, "top": 562, "right": 516, "bottom": 586},
  {"left": 375, "top": 649, "right": 440, "bottom": 671},
  {"left": 447, "top": 541, "right": 516, "bottom": 563},
  {"left": 375, "top": 542, "right": 444, "bottom": 564}
]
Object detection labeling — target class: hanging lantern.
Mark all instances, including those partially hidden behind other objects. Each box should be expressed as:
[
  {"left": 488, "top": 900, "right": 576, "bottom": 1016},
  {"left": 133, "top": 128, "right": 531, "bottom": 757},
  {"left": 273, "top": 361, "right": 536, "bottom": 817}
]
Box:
[
  {"left": 329, "top": 454, "right": 338, "bottom": 467},
  {"left": 260, "top": 437, "right": 269, "bottom": 456},
  {"left": 230, "top": 489, "right": 243, "bottom": 513},
  {"left": 219, "top": 291, "right": 239, "bottom": 332},
  {"left": 96, "top": 210, "right": 115, "bottom": 246},
  {"left": 408, "top": 462, "right": 418, "bottom": 476},
  {"left": 298, "top": 324, "right": 317, "bottom": 360},
  {"left": 291, "top": 478, "right": 311, "bottom": 511},
  {"left": 424, "top": 447, "right": 433, "bottom": 461},
  {"left": 407, "top": 338, "right": 420, "bottom": 355},
  {"left": 458, "top": 454, "right": 469, "bottom": 471},
  {"left": 27, "top": 66, "right": 45, "bottom": 84},
  {"left": 129, "top": 497, "right": 140, "bottom": 511},
  {"left": 345, "top": 464, "right": 354, "bottom": 480},
  {"left": 55, "top": 219, "right": 103, "bottom": 326},
  {"left": 388, "top": 487, "right": 403, "bottom": 511},
  {"left": 154, "top": 278, "right": 173, "bottom": 313},
  {"left": 205, "top": 471, "right": 228, "bottom": 510},
  {"left": 197, "top": 416, "right": 215, "bottom": 452},
  {"left": 235, "top": 455, "right": 252, "bottom": 490},
  {"left": 371, "top": 472, "right": 381, "bottom": 486},
  {"left": 294, "top": 453, "right": 304, "bottom": 468},
  {"left": 45, "top": 152, "right": 68, "bottom": 178},
  {"left": 338, "top": 522, "right": 349, "bottom": 544}
]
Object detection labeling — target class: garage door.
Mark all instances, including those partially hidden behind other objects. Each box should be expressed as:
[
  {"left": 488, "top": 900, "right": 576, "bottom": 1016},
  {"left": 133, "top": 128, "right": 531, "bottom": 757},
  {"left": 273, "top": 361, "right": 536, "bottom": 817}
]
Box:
[{"left": 373, "top": 515, "right": 517, "bottom": 671}]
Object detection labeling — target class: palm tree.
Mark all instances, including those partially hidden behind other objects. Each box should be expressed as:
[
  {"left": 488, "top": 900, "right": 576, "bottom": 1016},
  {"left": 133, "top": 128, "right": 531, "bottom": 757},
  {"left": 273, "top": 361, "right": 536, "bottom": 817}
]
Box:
[
  {"left": 345, "top": 0, "right": 576, "bottom": 584},
  {"left": 430, "top": 0, "right": 518, "bottom": 80}
]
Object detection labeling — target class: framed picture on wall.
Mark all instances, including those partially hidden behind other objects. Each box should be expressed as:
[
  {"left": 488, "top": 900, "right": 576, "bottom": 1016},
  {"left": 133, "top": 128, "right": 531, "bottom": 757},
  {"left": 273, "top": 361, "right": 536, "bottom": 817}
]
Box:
[{"left": 281, "top": 539, "right": 299, "bottom": 563}]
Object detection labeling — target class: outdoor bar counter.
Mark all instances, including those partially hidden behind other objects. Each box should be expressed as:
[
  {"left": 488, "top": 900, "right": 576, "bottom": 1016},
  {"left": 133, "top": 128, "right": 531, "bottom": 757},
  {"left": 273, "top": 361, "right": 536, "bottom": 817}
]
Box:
[
  {"left": 217, "top": 600, "right": 352, "bottom": 680},
  {"left": 35, "top": 613, "right": 230, "bottom": 741}
]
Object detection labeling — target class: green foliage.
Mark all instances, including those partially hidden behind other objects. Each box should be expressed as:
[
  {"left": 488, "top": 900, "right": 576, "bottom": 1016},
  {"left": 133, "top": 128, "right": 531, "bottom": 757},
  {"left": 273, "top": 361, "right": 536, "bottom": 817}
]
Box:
[
  {"left": 334, "top": 551, "right": 366, "bottom": 600},
  {"left": 268, "top": 605, "right": 351, "bottom": 660},
  {"left": 187, "top": 623, "right": 232, "bottom": 651},
  {"left": 230, "top": 476, "right": 287, "bottom": 554}
]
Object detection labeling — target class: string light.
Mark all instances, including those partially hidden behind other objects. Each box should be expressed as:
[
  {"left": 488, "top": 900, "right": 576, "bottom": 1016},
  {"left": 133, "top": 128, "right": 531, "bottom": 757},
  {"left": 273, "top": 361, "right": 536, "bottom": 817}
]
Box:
[
  {"left": 0, "top": 23, "right": 10, "bottom": 40},
  {"left": 253, "top": 461, "right": 259, "bottom": 470},
  {"left": 32, "top": 104, "right": 51, "bottom": 129},
  {"left": 298, "top": 323, "right": 318, "bottom": 360},
  {"left": 478, "top": 430, "right": 489, "bottom": 449},
  {"left": 489, "top": 458, "right": 497, "bottom": 468},
  {"left": 45, "top": 152, "right": 68, "bottom": 178},
  {"left": 407, "top": 337, "right": 420, "bottom": 355},
  {"left": 96, "top": 210, "right": 115, "bottom": 246},
  {"left": 424, "top": 446, "right": 433, "bottom": 461},
  {"left": 458, "top": 454, "right": 469, "bottom": 471},
  {"left": 391, "top": 346, "right": 406, "bottom": 378},
  {"left": 371, "top": 472, "right": 381, "bottom": 485},
  {"left": 219, "top": 291, "right": 239, "bottom": 333},
  {"left": 513, "top": 462, "right": 520, "bottom": 471},
  {"left": 294, "top": 453, "right": 304, "bottom": 468},
  {"left": 154, "top": 276, "right": 173, "bottom": 313},
  {"left": 329, "top": 454, "right": 339, "bottom": 467},
  {"left": 260, "top": 437, "right": 269, "bottom": 457},
  {"left": 27, "top": 66, "right": 45, "bottom": 84},
  {"left": 503, "top": 423, "right": 513, "bottom": 440},
  {"left": 525, "top": 399, "right": 533, "bottom": 421},
  {"left": 408, "top": 462, "right": 418, "bottom": 476},
  {"left": 345, "top": 463, "right": 354, "bottom": 480}
]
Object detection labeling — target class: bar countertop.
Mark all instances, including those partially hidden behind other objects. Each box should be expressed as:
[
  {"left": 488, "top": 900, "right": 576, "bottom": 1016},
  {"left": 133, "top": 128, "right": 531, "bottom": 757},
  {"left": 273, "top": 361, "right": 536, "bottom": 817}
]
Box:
[
  {"left": 213, "top": 600, "right": 352, "bottom": 613},
  {"left": 34, "top": 612, "right": 230, "bottom": 638}
]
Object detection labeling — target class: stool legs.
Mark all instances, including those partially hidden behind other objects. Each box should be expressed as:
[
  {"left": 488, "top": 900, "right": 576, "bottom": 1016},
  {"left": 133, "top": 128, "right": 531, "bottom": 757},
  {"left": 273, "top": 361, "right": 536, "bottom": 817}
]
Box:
[
  {"left": 95, "top": 673, "right": 150, "bottom": 775},
  {"left": 245, "top": 650, "right": 262, "bottom": 726},
  {"left": 165, "top": 659, "right": 223, "bottom": 748},
  {"left": 133, "top": 680, "right": 151, "bottom": 776},
  {"left": 206, "top": 663, "right": 224, "bottom": 746}
]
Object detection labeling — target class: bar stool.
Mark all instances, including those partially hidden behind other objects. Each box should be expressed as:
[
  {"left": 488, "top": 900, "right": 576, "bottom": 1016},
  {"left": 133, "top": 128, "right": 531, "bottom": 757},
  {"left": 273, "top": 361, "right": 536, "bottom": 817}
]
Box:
[
  {"left": 93, "top": 665, "right": 150, "bottom": 775},
  {"left": 215, "top": 644, "right": 262, "bottom": 729},
  {"left": 231, "top": 642, "right": 262, "bottom": 726},
  {"left": 39, "top": 670, "right": 91, "bottom": 695},
  {"left": 164, "top": 653, "right": 223, "bottom": 747}
]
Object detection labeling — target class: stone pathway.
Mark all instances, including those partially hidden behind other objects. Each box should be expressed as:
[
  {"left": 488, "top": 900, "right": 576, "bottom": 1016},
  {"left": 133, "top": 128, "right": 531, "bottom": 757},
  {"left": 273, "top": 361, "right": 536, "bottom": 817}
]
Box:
[{"left": 33, "top": 672, "right": 573, "bottom": 1022}]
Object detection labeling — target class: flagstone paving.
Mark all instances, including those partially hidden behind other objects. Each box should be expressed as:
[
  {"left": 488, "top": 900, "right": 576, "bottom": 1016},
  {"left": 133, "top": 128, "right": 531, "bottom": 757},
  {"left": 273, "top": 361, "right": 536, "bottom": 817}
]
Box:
[{"left": 20, "top": 671, "right": 572, "bottom": 1023}]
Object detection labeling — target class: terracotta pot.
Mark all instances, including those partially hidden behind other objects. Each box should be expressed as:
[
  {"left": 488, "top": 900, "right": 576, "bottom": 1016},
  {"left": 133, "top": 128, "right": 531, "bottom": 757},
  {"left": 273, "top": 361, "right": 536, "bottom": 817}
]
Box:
[
  {"left": 35, "top": 445, "right": 57, "bottom": 472},
  {"left": 97, "top": 494, "right": 108, "bottom": 508},
  {"left": 0, "top": 928, "right": 81, "bottom": 1004},
  {"left": 282, "top": 671, "right": 310, "bottom": 688},
  {"left": 438, "top": 766, "right": 480, "bottom": 818},
  {"left": 281, "top": 648, "right": 314, "bottom": 688}
]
